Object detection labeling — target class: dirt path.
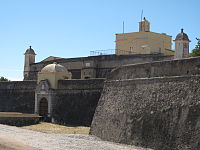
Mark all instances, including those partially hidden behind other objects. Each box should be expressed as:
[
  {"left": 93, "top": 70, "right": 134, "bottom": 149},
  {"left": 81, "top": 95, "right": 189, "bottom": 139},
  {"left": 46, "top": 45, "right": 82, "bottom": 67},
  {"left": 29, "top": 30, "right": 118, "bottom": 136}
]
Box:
[
  {"left": 0, "top": 136, "right": 38, "bottom": 150},
  {"left": 0, "top": 124, "right": 152, "bottom": 150}
]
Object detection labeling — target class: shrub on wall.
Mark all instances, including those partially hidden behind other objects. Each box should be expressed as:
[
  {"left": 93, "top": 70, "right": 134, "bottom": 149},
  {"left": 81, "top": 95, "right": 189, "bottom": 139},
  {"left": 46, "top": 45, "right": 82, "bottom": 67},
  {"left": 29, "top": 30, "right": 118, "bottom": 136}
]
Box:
[{"left": 190, "top": 38, "right": 200, "bottom": 57}]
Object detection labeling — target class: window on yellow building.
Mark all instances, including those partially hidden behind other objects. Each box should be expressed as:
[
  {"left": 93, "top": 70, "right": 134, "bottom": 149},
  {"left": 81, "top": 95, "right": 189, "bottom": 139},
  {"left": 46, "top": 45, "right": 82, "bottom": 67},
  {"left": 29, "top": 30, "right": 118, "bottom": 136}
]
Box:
[{"left": 158, "top": 48, "right": 161, "bottom": 53}]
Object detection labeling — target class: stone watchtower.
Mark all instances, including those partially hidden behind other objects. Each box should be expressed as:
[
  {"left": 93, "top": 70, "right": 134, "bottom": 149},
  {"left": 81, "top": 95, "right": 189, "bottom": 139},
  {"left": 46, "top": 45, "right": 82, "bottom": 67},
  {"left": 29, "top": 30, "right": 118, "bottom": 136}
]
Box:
[
  {"left": 174, "top": 29, "right": 190, "bottom": 59},
  {"left": 139, "top": 17, "right": 150, "bottom": 32},
  {"left": 24, "top": 46, "right": 36, "bottom": 80}
]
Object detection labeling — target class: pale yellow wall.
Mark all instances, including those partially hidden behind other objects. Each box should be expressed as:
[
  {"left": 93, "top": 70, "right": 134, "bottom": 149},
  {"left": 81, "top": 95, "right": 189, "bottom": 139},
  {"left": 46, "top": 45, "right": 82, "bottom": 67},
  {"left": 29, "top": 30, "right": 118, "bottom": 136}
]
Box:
[
  {"left": 38, "top": 72, "right": 72, "bottom": 89},
  {"left": 38, "top": 73, "right": 56, "bottom": 88},
  {"left": 24, "top": 54, "right": 35, "bottom": 71},
  {"left": 24, "top": 54, "right": 36, "bottom": 79},
  {"left": 139, "top": 20, "right": 150, "bottom": 32},
  {"left": 164, "top": 49, "right": 175, "bottom": 56},
  {"left": 115, "top": 32, "right": 173, "bottom": 56},
  {"left": 174, "top": 40, "right": 190, "bottom": 59}
]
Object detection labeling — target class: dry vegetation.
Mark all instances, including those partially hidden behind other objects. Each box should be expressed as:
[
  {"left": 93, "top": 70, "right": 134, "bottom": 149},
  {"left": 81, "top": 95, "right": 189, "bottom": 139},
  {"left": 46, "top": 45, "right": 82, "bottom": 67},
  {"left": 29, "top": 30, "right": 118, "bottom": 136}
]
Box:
[
  {"left": 22, "top": 122, "right": 90, "bottom": 134},
  {"left": 0, "top": 112, "right": 39, "bottom": 118}
]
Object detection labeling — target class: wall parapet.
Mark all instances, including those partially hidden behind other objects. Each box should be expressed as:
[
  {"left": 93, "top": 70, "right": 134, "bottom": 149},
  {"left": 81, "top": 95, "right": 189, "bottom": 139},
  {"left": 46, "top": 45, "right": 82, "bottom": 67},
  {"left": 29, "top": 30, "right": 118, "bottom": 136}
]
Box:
[
  {"left": 108, "top": 56, "right": 200, "bottom": 80},
  {"left": 106, "top": 75, "right": 200, "bottom": 84},
  {"left": 0, "top": 81, "right": 37, "bottom": 90}
]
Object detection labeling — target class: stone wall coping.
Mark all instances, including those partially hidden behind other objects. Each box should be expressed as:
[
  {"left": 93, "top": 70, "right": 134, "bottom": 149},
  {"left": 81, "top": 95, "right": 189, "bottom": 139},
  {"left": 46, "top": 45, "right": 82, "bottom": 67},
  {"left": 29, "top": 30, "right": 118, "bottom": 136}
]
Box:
[
  {"left": 106, "top": 75, "right": 200, "bottom": 83},
  {"left": 111, "top": 56, "right": 200, "bottom": 73}
]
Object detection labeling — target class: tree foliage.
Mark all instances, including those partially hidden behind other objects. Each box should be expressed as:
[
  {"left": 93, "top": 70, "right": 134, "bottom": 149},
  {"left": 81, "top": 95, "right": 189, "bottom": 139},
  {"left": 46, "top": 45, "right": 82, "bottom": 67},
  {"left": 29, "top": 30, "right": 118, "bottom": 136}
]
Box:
[
  {"left": 0, "top": 76, "right": 9, "bottom": 81},
  {"left": 190, "top": 38, "right": 200, "bottom": 57}
]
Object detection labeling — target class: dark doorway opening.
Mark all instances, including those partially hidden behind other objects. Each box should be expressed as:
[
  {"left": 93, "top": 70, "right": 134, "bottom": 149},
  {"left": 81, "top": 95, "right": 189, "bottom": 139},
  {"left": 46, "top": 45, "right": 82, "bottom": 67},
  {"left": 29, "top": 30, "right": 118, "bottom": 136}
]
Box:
[{"left": 39, "top": 98, "right": 48, "bottom": 117}]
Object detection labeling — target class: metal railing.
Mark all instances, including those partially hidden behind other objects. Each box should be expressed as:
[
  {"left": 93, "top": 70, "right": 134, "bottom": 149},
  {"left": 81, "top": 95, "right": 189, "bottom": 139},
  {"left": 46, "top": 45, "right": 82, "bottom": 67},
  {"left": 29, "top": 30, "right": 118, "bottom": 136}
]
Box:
[
  {"left": 90, "top": 49, "right": 139, "bottom": 56},
  {"left": 90, "top": 49, "right": 163, "bottom": 56},
  {"left": 90, "top": 49, "right": 116, "bottom": 56}
]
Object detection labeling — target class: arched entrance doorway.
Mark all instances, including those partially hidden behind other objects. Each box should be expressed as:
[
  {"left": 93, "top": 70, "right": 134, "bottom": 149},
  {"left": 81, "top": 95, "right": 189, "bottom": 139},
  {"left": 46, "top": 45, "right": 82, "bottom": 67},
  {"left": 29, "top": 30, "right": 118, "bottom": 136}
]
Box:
[{"left": 39, "top": 98, "right": 48, "bottom": 116}]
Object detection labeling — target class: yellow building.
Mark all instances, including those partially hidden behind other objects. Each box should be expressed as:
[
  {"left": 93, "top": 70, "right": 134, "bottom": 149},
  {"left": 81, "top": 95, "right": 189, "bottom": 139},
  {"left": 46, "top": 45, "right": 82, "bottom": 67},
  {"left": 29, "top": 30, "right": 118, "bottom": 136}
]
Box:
[
  {"left": 115, "top": 18, "right": 174, "bottom": 56},
  {"left": 37, "top": 62, "right": 72, "bottom": 89}
]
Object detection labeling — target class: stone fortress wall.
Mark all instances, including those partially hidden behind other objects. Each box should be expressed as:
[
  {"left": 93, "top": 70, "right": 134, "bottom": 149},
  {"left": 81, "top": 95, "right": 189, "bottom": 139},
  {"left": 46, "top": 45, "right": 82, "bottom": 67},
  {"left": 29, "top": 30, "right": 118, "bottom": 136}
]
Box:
[
  {"left": 53, "top": 79, "right": 105, "bottom": 126},
  {"left": 1, "top": 53, "right": 172, "bottom": 126},
  {"left": 1, "top": 52, "right": 199, "bottom": 149},
  {"left": 0, "top": 18, "right": 194, "bottom": 148},
  {"left": 90, "top": 56, "right": 200, "bottom": 150},
  {"left": 27, "top": 54, "right": 173, "bottom": 80},
  {"left": 107, "top": 56, "right": 200, "bottom": 80},
  {"left": 0, "top": 79, "right": 104, "bottom": 126},
  {"left": 0, "top": 81, "right": 37, "bottom": 113}
]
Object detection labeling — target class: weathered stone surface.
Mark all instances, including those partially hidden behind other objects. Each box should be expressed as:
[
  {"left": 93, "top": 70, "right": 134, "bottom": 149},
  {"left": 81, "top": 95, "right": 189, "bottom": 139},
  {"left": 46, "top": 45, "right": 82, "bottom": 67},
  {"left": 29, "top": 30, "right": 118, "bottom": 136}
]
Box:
[
  {"left": 0, "top": 81, "right": 37, "bottom": 113},
  {"left": 107, "top": 56, "right": 200, "bottom": 80},
  {"left": 0, "top": 79, "right": 104, "bottom": 126},
  {"left": 52, "top": 79, "right": 105, "bottom": 126},
  {"left": 0, "top": 117, "right": 40, "bottom": 127},
  {"left": 90, "top": 76, "right": 200, "bottom": 150},
  {"left": 0, "top": 112, "right": 40, "bottom": 127},
  {"left": 27, "top": 54, "right": 172, "bottom": 80}
]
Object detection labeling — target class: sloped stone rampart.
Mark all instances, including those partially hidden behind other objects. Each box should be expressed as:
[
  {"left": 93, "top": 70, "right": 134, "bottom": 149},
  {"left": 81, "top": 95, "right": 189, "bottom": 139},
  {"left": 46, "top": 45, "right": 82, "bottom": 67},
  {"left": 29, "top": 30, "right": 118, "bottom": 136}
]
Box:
[{"left": 90, "top": 75, "right": 200, "bottom": 150}]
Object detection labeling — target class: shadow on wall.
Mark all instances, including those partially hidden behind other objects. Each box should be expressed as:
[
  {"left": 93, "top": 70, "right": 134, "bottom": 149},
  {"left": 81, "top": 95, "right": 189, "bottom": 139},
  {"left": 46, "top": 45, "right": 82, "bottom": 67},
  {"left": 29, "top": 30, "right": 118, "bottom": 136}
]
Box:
[{"left": 52, "top": 91, "right": 102, "bottom": 126}]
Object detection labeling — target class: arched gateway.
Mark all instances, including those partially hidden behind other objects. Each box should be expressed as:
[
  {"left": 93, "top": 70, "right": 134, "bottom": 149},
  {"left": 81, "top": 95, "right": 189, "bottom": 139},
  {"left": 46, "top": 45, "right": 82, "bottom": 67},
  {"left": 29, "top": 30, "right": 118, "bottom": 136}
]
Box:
[
  {"left": 35, "top": 80, "right": 52, "bottom": 118},
  {"left": 39, "top": 98, "right": 48, "bottom": 116},
  {"left": 35, "top": 62, "right": 72, "bottom": 119}
]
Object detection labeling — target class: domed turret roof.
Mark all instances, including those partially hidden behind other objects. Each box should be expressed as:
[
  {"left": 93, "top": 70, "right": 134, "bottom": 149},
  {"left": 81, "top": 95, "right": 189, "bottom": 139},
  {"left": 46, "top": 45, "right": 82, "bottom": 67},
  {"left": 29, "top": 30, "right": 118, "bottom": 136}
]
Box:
[
  {"left": 175, "top": 29, "right": 190, "bottom": 41},
  {"left": 25, "top": 46, "right": 36, "bottom": 55},
  {"left": 41, "top": 62, "right": 68, "bottom": 73}
]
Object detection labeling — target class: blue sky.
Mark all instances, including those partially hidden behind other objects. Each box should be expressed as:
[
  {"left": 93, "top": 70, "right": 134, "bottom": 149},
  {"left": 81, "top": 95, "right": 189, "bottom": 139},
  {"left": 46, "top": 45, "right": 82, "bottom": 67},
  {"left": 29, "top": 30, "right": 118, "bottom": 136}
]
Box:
[{"left": 0, "top": 0, "right": 199, "bottom": 80}]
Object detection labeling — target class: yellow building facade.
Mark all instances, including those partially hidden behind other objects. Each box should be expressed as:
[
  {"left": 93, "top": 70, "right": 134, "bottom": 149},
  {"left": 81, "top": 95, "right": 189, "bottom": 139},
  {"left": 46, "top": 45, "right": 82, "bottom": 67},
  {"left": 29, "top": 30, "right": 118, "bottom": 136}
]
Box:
[
  {"left": 115, "top": 18, "right": 174, "bottom": 56},
  {"left": 37, "top": 62, "right": 72, "bottom": 89}
]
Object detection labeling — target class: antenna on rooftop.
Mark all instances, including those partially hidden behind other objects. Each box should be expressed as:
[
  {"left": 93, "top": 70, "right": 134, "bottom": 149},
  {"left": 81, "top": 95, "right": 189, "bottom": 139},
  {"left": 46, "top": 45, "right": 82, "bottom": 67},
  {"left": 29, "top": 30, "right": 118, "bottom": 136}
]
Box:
[
  {"left": 141, "top": 10, "right": 143, "bottom": 22},
  {"left": 123, "top": 21, "right": 125, "bottom": 33}
]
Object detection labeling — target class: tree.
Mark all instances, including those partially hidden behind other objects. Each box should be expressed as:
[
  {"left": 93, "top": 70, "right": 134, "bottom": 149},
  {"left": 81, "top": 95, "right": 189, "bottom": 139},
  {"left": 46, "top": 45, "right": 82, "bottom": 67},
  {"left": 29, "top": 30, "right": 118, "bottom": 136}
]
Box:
[
  {"left": 0, "top": 76, "right": 9, "bottom": 81},
  {"left": 190, "top": 38, "right": 200, "bottom": 57}
]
